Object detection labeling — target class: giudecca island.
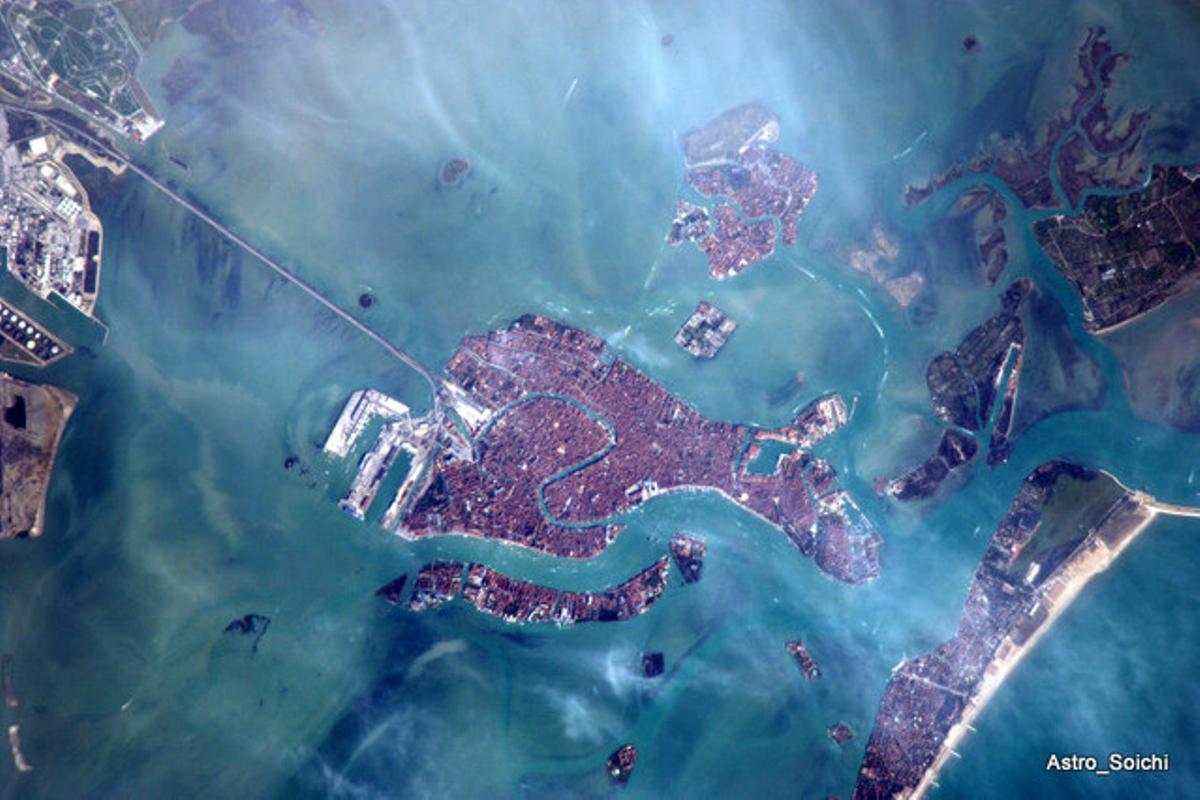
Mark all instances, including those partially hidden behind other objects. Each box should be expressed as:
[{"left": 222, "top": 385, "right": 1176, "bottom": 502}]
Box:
[{"left": 400, "top": 558, "right": 670, "bottom": 625}]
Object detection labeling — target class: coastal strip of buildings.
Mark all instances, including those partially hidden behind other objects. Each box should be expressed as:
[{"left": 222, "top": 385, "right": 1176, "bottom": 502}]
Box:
[
  {"left": 403, "top": 557, "right": 670, "bottom": 626},
  {"left": 854, "top": 462, "right": 1193, "bottom": 800}
]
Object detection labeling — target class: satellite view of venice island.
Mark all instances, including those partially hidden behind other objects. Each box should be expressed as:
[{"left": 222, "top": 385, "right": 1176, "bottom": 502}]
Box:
[{"left": 4, "top": 2, "right": 1200, "bottom": 799}]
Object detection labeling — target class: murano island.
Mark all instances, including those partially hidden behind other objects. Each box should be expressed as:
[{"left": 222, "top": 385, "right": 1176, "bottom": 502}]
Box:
[
  {"left": 325, "top": 314, "right": 882, "bottom": 585},
  {"left": 668, "top": 103, "right": 819, "bottom": 279}
]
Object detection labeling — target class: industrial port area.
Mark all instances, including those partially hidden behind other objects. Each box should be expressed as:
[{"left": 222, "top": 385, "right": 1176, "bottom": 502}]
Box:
[
  {"left": 321, "top": 388, "right": 438, "bottom": 521},
  {"left": 1, "top": 124, "right": 103, "bottom": 317},
  {"left": 0, "top": 23, "right": 119, "bottom": 553},
  {"left": 0, "top": 297, "right": 68, "bottom": 366}
]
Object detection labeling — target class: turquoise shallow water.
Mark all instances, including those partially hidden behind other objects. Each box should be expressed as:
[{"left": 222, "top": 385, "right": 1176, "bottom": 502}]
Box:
[{"left": 2, "top": 1, "right": 1200, "bottom": 797}]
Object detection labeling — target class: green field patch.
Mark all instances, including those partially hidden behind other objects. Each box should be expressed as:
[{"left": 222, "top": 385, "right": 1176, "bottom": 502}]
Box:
[{"left": 1007, "top": 471, "right": 1127, "bottom": 583}]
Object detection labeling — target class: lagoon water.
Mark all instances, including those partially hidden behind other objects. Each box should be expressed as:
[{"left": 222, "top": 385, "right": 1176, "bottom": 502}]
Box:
[{"left": 3, "top": 1, "right": 1200, "bottom": 797}]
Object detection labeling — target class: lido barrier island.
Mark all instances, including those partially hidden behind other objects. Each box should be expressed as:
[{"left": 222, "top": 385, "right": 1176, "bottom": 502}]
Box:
[{"left": 854, "top": 461, "right": 1199, "bottom": 800}]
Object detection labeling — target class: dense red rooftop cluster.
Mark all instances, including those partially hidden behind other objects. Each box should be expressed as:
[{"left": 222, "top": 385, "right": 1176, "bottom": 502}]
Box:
[
  {"left": 669, "top": 105, "right": 819, "bottom": 279},
  {"left": 402, "top": 316, "right": 881, "bottom": 584},
  {"left": 689, "top": 145, "right": 818, "bottom": 246},
  {"left": 404, "top": 557, "right": 670, "bottom": 625},
  {"left": 694, "top": 203, "right": 776, "bottom": 278}
]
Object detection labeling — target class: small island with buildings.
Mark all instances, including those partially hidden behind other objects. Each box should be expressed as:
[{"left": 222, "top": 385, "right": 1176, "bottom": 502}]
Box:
[
  {"left": 786, "top": 640, "right": 821, "bottom": 681},
  {"left": 607, "top": 743, "right": 638, "bottom": 783},
  {"left": 438, "top": 157, "right": 471, "bottom": 188},
  {"left": 669, "top": 533, "right": 706, "bottom": 584},
  {"left": 828, "top": 722, "right": 855, "bottom": 746},
  {"left": 674, "top": 302, "right": 736, "bottom": 359}
]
